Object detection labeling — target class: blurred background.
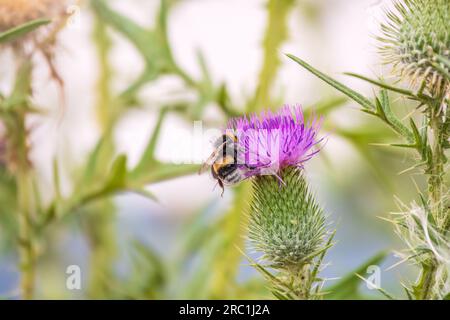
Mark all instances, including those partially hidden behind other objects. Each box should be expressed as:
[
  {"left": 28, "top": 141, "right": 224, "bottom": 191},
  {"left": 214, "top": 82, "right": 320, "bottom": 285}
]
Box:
[{"left": 0, "top": 0, "right": 420, "bottom": 299}]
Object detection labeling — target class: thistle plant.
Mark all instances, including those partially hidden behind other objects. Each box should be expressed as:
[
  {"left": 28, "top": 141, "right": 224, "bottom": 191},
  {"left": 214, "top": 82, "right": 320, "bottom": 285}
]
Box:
[
  {"left": 287, "top": 0, "right": 449, "bottom": 300},
  {"left": 226, "top": 106, "right": 333, "bottom": 299}
]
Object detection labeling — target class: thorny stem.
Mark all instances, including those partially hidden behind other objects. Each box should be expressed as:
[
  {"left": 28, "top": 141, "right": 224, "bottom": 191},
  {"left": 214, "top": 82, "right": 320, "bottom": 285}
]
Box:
[
  {"left": 287, "top": 264, "right": 311, "bottom": 300},
  {"left": 17, "top": 166, "right": 36, "bottom": 300},
  {"left": 420, "top": 97, "right": 448, "bottom": 300},
  {"left": 15, "top": 113, "right": 36, "bottom": 300},
  {"left": 429, "top": 107, "right": 445, "bottom": 226}
]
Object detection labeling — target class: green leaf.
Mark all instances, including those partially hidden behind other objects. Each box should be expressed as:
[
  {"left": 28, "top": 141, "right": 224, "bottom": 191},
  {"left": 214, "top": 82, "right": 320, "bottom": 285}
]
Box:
[
  {"left": 132, "top": 108, "right": 168, "bottom": 175},
  {"left": 131, "top": 241, "right": 166, "bottom": 288},
  {"left": 286, "top": 54, "right": 374, "bottom": 110},
  {"left": 310, "top": 230, "right": 336, "bottom": 285},
  {"left": 326, "top": 251, "right": 388, "bottom": 299},
  {"left": 377, "top": 89, "right": 414, "bottom": 143},
  {"left": 0, "top": 19, "right": 50, "bottom": 43},
  {"left": 52, "top": 158, "right": 62, "bottom": 201},
  {"left": 307, "top": 96, "right": 348, "bottom": 116},
  {"left": 401, "top": 283, "right": 414, "bottom": 300},
  {"left": 128, "top": 187, "right": 158, "bottom": 202},
  {"left": 91, "top": 0, "right": 172, "bottom": 73},
  {"left": 344, "top": 72, "right": 417, "bottom": 98},
  {"left": 3, "top": 61, "right": 33, "bottom": 110},
  {"left": 237, "top": 246, "right": 297, "bottom": 300},
  {"left": 130, "top": 163, "right": 198, "bottom": 186},
  {"left": 409, "top": 118, "right": 424, "bottom": 152},
  {"left": 81, "top": 135, "right": 114, "bottom": 184},
  {"left": 91, "top": 0, "right": 154, "bottom": 63},
  {"left": 355, "top": 274, "right": 396, "bottom": 300},
  {"left": 103, "top": 154, "right": 128, "bottom": 192}
]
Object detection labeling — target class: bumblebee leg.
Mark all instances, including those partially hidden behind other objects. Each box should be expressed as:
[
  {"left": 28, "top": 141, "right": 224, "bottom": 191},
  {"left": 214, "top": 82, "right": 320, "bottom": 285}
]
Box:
[{"left": 218, "top": 179, "right": 225, "bottom": 197}]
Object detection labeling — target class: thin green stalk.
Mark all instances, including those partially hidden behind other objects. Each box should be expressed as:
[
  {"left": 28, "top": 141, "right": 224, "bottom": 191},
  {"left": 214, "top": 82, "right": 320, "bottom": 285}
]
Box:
[
  {"left": 83, "top": 15, "right": 118, "bottom": 298},
  {"left": 7, "top": 59, "right": 38, "bottom": 300},
  {"left": 13, "top": 110, "right": 36, "bottom": 299},
  {"left": 249, "top": 0, "right": 295, "bottom": 112},
  {"left": 17, "top": 167, "right": 36, "bottom": 300}
]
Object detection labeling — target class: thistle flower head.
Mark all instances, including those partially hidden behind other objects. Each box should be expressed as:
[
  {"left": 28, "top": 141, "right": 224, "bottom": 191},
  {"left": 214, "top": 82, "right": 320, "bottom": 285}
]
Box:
[
  {"left": 379, "top": 0, "right": 450, "bottom": 95},
  {"left": 248, "top": 167, "right": 328, "bottom": 271},
  {"left": 226, "top": 105, "right": 322, "bottom": 180}
]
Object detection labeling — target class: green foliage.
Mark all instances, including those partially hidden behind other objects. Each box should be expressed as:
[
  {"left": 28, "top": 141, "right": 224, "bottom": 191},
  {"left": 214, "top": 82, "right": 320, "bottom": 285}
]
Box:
[
  {"left": 0, "top": 19, "right": 50, "bottom": 44},
  {"left": 326, "top": 251, "right": 388, "bottom": 299}
]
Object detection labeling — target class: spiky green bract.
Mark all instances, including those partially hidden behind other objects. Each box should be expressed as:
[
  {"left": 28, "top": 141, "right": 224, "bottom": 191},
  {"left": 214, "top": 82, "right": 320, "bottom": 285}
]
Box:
[
  {"left": 248, "top": 167, "right": 327, "bottom": 271},
  {"left": 391, "top": 199, "right": 450, "bottom": 299},
  {"left": 379, "top": 0, "right": 450, "bottom": 95}
]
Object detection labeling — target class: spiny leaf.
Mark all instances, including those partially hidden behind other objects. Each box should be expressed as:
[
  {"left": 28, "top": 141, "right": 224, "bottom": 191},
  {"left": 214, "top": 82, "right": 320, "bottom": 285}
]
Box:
[
  {"left": 344, "top": 72, "right": 421, "bottom": 99},
  {"left": 355, "top": 274, "right": 396, "bottom": 300},
  {"left": 377, "top": 89, "right": 414, "bottom": 142},
  {"left": 286, "top": 54, "right": 374, "bottom": 110},
  {"left": 132, "top": 108, "right": 168, "bottom": 175},
  {"left": 91, "top": 0, "right": 155, "bottom": 63},
  {"left": 103, "top": 154, "right": 128, "bottom": 192},
  {"left": 0, "top": 19, "right": 50, "bottom": 43},
  {"left": 3, "top": 61, "right": 33, "bottom": 110},
  {"left": 326, "top": 251, "right": 388, "bottom": 299}
]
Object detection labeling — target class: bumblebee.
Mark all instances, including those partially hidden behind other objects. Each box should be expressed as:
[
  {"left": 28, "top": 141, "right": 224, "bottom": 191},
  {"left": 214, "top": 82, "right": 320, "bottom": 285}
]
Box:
[{"left": 199, "top": 132, "right": 247, "bottom": 195}]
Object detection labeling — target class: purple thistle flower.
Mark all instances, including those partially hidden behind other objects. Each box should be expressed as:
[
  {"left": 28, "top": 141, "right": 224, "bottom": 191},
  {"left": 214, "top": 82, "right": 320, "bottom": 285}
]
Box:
[{"left": 226, "top": 105, "right": 323, "bottom": 180}]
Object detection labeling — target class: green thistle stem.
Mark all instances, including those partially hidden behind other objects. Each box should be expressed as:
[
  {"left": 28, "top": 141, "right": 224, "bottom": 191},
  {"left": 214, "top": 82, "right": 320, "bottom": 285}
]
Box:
[
  {"left": 17, "top": 166, "right": 36, "bottom": 300},
  {"left": 429, "top": 107, "right": 445, "bottom": 226},
  {"left": 13, "top": 110, "right": 36, "bottom": 299},
  {"left": 7, "top": 59, "right": 38, "bottom": 299},
  {"left": 286, "top": 263, "right": 312, "bottom": 299},
  {"left": 420, "top": 99, "right": 448, "bottom": 299}
]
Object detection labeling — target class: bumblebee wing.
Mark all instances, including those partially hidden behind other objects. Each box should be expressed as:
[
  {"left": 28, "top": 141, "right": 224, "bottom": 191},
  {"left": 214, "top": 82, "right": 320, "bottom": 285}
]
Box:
[
  {"left": 198, "top": 149, "right": 221, "bottom": 175},
  {"left": 199, "top": 140, "right": 231, "bottom": 175}
]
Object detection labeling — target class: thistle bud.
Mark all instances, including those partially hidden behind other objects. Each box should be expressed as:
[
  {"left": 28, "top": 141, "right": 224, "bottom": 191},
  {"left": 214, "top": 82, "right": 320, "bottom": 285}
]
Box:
[
  {"left": 249, "top": 167, "right": 327, "bottom": 271},
  {"left": 379, "top": 0, "right": 450, "bottom": 95}
]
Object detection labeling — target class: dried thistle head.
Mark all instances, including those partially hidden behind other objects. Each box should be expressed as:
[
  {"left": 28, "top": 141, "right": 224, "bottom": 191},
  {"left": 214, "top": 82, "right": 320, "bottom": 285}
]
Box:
[
  {"left": 0, "top": 0, "right": 65, "bottom": 31},
  {"left": 379, "top": 0, "right": 450, "bottom": 96},
  {"left": 0, "top": 0, "right": 75, "bottom": 93}
]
